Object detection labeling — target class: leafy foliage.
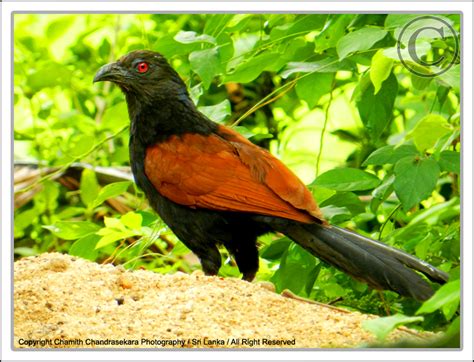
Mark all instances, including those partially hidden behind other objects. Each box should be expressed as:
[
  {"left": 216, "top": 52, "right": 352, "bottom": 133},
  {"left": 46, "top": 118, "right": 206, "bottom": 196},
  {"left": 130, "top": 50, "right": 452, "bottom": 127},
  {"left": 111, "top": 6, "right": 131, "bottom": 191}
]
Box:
[{"left": 14, "top": 13, "right": 461, "bottom": 342}]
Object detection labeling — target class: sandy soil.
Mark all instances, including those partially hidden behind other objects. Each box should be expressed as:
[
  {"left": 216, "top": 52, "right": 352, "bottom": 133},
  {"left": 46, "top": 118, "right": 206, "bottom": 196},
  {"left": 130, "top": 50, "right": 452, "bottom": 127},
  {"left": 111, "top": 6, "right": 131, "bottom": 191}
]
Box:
[{"left": 13, "top": 253, "right": 437, "bottom": 349}]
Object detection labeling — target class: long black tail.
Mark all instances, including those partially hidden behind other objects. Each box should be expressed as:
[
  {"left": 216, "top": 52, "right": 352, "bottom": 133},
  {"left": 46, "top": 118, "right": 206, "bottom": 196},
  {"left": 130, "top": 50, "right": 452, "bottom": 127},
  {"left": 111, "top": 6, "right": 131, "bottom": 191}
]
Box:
[{"left": 278, "top": 222, "right": 449, "bottom": 301}]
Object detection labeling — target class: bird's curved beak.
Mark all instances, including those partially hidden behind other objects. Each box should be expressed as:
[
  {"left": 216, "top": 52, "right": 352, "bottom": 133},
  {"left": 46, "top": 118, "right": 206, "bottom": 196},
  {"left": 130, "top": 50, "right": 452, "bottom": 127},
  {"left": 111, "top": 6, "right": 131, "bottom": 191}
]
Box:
[{"left": 93, "top": 62, "right": 126, "bottom": 83}]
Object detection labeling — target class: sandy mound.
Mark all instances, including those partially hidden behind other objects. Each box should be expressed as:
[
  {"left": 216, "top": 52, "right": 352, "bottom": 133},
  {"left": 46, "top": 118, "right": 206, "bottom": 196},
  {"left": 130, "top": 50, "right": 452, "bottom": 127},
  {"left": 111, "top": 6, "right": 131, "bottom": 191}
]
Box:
[{"left": 14, "top": 253, "right": 434, "bottom": 349}]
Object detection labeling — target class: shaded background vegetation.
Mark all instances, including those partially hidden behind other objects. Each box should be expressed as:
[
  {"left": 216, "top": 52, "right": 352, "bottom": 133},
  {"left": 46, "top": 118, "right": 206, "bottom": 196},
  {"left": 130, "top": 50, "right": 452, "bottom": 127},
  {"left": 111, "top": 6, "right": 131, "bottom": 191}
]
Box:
[{"left": 14, "top": 14, "right": 460, "bottom": 342}]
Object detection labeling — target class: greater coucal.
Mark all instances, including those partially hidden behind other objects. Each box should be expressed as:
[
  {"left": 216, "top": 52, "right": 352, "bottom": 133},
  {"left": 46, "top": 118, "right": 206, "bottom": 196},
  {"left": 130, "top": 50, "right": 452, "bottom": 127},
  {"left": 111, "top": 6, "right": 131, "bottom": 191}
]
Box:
[{"left": 94, "top": 50, "right": 449, "bottom": 301}]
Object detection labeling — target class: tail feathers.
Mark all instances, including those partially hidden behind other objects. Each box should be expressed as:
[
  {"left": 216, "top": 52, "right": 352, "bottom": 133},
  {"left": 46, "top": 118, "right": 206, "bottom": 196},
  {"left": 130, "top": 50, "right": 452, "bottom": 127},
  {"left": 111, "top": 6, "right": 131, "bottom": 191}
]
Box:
[{"left": 281, "top": 222, "right": 448, "bottom": 301}]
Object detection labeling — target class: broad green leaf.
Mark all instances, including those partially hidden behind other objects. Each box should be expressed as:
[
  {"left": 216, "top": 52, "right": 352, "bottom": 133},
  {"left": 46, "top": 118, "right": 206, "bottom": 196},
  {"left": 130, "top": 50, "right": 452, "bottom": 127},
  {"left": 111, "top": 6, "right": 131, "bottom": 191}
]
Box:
[
  {"left": 370, "top": 174, "right": 395, "bottom": 213},
  {"left": 362, "top": 314, "right": 424, "bottom": 341},
  {"left": 408, "top": 114, "right": 451, "bottom": 152},
  {"left": 46, "top": 16, "right": 75, "bottom": 41},
  {"left": 66, "top": 134, "right": 96, "bottom": 158},
  {"left": 394, "top": 156, "right": 440, "bottom": 210},
  {"left": 281, "top": 57, "right": 353, "bottom": 78},
  {"left": 271, "top": 244, "right": 317, "bottom": 295},
  {"left": 384, "top": 14, "right": 422, "bottom": 30},
  {"left": 314, "top": 168, "right": 381, "bottom": 191},
  {"left": 314, "top": 14, "right": 354, "bottom": 53},
  {"left": 363, "top": 144, "right": 418, "bottom": 166},
  {"left": 101, "top": 101, "right": 128, "bottom": 131},
  {"left": 70, "top": 234, "right": 100, "bottom": 261},
  {"left": 416, "top": 279, "right": 460, "bottom": 315},
  {"left": 90, "top": 181, "right": 132, "bottom": 209},
  {"left": 224, "top": 52, "right": 281, "bottom": 83},
  {"left": 394, "top": 15, "right": 455, "bottom": 45},
  {"left": 95, "top": 229, "right": 139, "bottom": 249},
  {"left": 14, "top": 208, "right": 38, "bottom": 238},
  {"left": 174, "top": 31, "right": 216, "bottom": 45},
  {"left": 337, "top": 28, "right": 387, "bottom": 60},
  {"left": 295, "top": 72, "right": 334, "bottom": 108},
  {"left": 203, "top": 14, "right": 234, "bottom": 36},
  {"left": 198, "top": 100, "right": 231, "bottom": 123},
  {"left": 411, "top": 73, "right": 433, "bottom": 90},
  {"left": 260, "top": 237, "right": 292, "bottom": 261},
  {"left": 370, "top": 49, "right": 394, "bottom": 94},
  {"left": 438, "top": 150, "right": 460, "bottom": 174},
  {"left": 121, "top": 212, "right": 143, "bottom": 230},
  {"left": 43, "top": 221, "right": 100, "bottom": 240},
  {"left": 320, "top": 205, "right": 352, "bottom": 223},
  {"left": 356, "top": 72, "right": 398, "bottom": 141},
  {"left": 323, "top": 282, "right": 347, "bottom": 299},
  {"left": 80, "top": 169, "right": 100, "bottom": 208},
  {"left": 270, "top": 14, "right": 327, "bottom": 41},
  {"left": 189, "top": 47, "right": 221, "bottom": 89},
  {"left": 382, "top": 41, "right": 431, "bottom": 62},
  {"left": 320, "top": 191, "right": 365, "bottom": 215},
  {"left": 27, "top": 63, "right": 72, "bottom": 93},
  {"left": 436, "top": 65, "right": 460, "bottom": 92},
  {"left": 433, "top": 129, "right": 460, "bottom": 154},
  {"left": 153, "top": 34, "right": 200, "bottom": 58}
]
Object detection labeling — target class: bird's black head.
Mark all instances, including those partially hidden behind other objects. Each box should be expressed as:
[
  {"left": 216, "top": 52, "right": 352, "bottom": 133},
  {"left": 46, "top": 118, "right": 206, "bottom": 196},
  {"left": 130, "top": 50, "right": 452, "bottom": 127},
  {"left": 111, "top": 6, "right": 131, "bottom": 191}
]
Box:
[{"left": 94, "top": 50, "right": 187, "bottom": 102}]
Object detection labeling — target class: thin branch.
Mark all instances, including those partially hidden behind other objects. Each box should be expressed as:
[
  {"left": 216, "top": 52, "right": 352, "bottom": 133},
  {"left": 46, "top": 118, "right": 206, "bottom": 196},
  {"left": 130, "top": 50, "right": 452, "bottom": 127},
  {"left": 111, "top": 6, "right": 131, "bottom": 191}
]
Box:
[
  {"left": 378, "top": 204, "right": 402, "bottom": 241},
  {"left": 315, "top": 79, "right": 336, "bottom": 178}
]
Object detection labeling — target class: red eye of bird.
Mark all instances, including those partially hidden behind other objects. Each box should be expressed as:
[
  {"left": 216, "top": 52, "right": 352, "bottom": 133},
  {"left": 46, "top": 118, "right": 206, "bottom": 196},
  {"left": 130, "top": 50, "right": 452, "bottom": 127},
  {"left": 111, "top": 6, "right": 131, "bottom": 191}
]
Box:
[{"left": 136, "top": 62, "right": 149, "bottom": 73}]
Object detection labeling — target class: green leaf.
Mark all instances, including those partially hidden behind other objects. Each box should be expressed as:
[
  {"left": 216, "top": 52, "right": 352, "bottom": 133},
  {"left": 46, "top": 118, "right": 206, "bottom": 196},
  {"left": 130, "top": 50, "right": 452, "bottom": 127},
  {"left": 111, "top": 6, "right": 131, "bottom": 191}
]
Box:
[
  {"left": 356, "top": 72, "right": 398, "bottom": 141},
  {"left": 295, "top": 72, "right": 334, "bottom": 108},
  {"left": 46, "top": 16, "right": 75, "bottom": 41},
  {"left": 436, "top": 65, "right": 460, "bottom": 92},
  {"left": 370, "top": 49, "right": 394, "bottom": 95},
  {"left": 337, "top": 28, "right": 387, "bottom": 60},
  {"left": 408, "top": 114, "right": 451, "bottom": 152},
  {"left": 416, "top": 279, "right": 460, "bottom": 315},
  {"left": 438, "top": 150, "right": 460, "bottom": 174},
  {"left": 314, "top": 14, "right": 354, "bottom": 53},
  {"left": 198, "top": 100, "right": 231, "bottom": 123},
  {"left": 189, "top": 47, "right": 221, "bottom": 89},
  {"left": 120, "top": 212, "right": 143, "bottom": 230},
  {"left": 69, "top": 234, "right": 100, "bottom": 261},
  {"left": 101, "top": 101, "right": 128, "bottom": 132},
  {"left": 370, "top": 174, "right": 395, "bottom": 213},
  {"left": 394, "top": 15, "right": 455, "bottom": 45},
  {"left": 320, "top": 191, "right": 365, "bottom": 215},
  {"left": 80, "top": 169, "right": 100, "bottom": 208},
  {"left": 270, "top": 14, "right": 327, "bottom": 41},
  {"left": 270, "top": 244, "right": 317, "bottom": 295},
  {"left": 90, "top": 181, "right": 132, "bottom": 209},
  {"left": 320, "top": 205, "right": 352, "bottom": 223},
  {"left": 260, "top": 237, "right": 292, "bottom": 261},
  {"left": 27, "top": 63, "right": 72, "bottom": 93},
  {"left": 43, "top": 221, "right": 100, "bottom": 240},
  {"left": 95, "top": 230, "right": 139, "bottom": 249},
  {"left": 314, "top": 168, "right": 380, "bottom": 191},
  {"left": 224, "top": 52, "right": 281, "bottom": 83},
  {"left": 363, "top": 144, "right": 419, "bottom": 166},
  {"left": 203, "top": 14, "right": 235, "bottom": 36},
  {"left": 394, "top": 156, "right": 440, "bottom": 210},
  {"left": 281, "top": 57, "right": 353, "bottom": 78},
  {"left": 362, "top": 314, "right": 424, "bottom": 341},
  {"left": 323, "top": 282, "right": 347, "bottom": 299},
  {"left": 174, "top": 31, "right": 216, "bottom": 45},
  {"left": 384, "top": 14, "right": 423, "bottom": 30}
]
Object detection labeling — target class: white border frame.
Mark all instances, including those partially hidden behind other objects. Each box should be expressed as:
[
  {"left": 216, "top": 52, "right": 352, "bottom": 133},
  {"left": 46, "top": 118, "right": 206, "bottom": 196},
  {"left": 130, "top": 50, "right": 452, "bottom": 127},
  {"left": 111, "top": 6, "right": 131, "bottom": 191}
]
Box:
[{"left": 2, "top": 2, "right": 473, "bottom": 361}]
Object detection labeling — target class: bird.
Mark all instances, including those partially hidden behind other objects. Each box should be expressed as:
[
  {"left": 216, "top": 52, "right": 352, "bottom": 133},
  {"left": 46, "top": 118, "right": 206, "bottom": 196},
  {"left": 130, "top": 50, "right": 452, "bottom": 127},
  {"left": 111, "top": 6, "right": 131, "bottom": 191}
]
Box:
[{"left": 94, "top": 50, "right": 449, "bottom": 301}]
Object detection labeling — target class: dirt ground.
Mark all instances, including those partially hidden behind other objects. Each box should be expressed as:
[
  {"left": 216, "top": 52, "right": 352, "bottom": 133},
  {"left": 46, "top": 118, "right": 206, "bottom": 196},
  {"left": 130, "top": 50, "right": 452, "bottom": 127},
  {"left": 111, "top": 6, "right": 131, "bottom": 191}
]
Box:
[{"left": 14, "top": 253, "right": 438, "bottom": 349}]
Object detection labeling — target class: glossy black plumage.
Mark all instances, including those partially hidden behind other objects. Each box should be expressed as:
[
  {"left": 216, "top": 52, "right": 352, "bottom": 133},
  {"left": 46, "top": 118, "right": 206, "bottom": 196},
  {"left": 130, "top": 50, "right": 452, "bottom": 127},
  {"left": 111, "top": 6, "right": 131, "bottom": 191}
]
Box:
[{"left": 94, "top": 50, "right": 449, "bottom": 300}]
